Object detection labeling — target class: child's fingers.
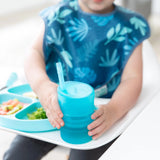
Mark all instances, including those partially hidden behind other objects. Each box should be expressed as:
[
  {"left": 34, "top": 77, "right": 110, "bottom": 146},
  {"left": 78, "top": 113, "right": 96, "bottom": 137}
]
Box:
[
  {"left": 47, "top": 111, "right": 59, "bottom": 128},
  {"left": 53, "top": 103, "right": 63, "bottom": 118},
  {"left": 88, "top": 122, "right": 105, "bottom": 137},
  {"left": 92, "top": 127, "right": 106, "bottom": 140},
  {"left": 52, "top": 122, "right": 56, "bottom": 128},
  {"left": 55, "top": 107, "right": 63, "bottom": 118},
  {"left": 91, "top": 108, "right": 104, "bottom": 119},
  {"left": 52, "top": 111, "right": 64, "bottom": 128},
  {"left": 51, "top": 117, "right": 61, "bottom": 129},
  {"left": 88, "top": 115, "right": 104, "bottom": 130},
  {"left": 46, "top": 106, "right": 64, "bottom": 128},
  {"left": 51, "top": 102, "right": 64, "bottom": 127},
  {"left": 49, "top": 118, "right": 58, "bottom": 128}
]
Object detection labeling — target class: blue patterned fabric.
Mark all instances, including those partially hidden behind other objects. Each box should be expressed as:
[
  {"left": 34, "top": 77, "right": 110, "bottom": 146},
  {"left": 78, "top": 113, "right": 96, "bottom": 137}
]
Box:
[{"left": 40, "top": 0, "right": 150, "bottom": 98}]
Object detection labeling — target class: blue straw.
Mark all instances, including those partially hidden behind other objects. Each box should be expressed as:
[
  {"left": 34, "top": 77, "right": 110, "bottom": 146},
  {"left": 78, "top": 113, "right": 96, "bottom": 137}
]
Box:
[{"left": 56, "top": 62, "right": 65, "bottom": 90}]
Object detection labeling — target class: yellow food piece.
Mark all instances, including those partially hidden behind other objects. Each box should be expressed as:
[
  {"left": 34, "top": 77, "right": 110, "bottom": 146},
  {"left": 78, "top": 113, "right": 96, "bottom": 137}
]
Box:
[
  {"left": 2, "top": 105, "right": 13, "bottom": 111},
  {"left": 7, "top": 105, "right": 23, "bottom": 115},
  {"left": 23, "top": 92, "right": 38, "bottom": 99}
]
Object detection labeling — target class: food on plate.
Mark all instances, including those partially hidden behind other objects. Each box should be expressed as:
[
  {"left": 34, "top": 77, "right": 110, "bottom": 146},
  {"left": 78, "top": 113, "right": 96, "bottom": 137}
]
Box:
[
  {"left": 27, "top": 107, "right": 47, "bottom": 120},
  {"left": 23, "top": 91, "right": 38, "bottom": 99},
  {"left": 0, "top": 99, "right": 27, "bottom": 115}
]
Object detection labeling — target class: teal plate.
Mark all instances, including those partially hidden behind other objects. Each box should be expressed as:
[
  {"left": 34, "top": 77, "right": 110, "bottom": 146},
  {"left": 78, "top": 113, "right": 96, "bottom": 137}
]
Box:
[
  {"left": 7, "top": 83, "right": 33, "bottom": 96},
  {"left": 0, "top": 93, "right": 32, "bottom": 104},
  {"left": 0, "top": 93, "right": 56, "bottom": 132}
]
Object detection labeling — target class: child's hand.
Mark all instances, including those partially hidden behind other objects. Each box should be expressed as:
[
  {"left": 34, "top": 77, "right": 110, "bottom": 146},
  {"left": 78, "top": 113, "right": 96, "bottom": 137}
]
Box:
[
  {"left": 87, "top": 104, "right": 118, "bottom": 140},
  {"left": 38, "top": 82, "right": 64, "bottom": 129}
]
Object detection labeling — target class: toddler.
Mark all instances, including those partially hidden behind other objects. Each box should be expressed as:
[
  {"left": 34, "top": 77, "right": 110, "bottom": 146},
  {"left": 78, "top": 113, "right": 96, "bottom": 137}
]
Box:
[{"left": 4, "top": 0, "right": 150, "bottom": 160}]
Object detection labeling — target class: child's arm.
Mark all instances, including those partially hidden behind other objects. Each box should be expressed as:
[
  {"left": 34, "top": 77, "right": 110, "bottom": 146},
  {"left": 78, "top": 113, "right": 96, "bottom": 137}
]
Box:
[
  {"left": 88, "top": 43, "right": 143, "bottom": 139},
  {"left": 24, "top": 21, "right": 64, "bottom": 129}
]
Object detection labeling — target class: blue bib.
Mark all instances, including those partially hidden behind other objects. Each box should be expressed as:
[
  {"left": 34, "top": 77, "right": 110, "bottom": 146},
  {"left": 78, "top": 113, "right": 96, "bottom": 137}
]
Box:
[{"left": 40, "top": 0, "right": 150, "bottom": 98}]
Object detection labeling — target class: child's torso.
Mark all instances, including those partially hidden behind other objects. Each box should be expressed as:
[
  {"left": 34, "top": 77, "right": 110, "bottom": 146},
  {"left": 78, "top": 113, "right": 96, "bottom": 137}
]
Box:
[{"left": 40, "top": 0, "right": 150, "bottom": 97}]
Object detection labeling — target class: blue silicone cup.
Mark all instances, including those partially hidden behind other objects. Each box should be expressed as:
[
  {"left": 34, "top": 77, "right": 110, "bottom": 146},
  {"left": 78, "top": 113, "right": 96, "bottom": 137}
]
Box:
[
  {"left": 60, "top": 126, "right": 92, "bottom": 144},
  {"left": 58, "top": 81, "right": 96, "bottom": 117},
  {"left": 62, "top": 114, "right": 94, "bottom": 129},
  {"left": 57, "top": 81, "right": 96, "bottom": 144},
  {"left": 61, "top": 114, "right": 94, "bottom": 144}
]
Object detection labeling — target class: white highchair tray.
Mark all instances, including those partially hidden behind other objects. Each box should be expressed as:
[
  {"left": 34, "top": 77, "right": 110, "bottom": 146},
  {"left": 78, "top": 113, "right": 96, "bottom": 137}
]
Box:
[{"left": 0, "top": 40, "right": 160, "bottom": 149}]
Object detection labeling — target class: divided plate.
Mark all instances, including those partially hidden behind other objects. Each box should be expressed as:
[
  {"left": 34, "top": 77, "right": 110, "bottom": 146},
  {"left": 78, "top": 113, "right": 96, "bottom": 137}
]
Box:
[
  {"left": 0, "top": 88, "right": 56, "bottom": 132},
  {"left": 8, "top": 83, "right": 33, "bottom": 96}
]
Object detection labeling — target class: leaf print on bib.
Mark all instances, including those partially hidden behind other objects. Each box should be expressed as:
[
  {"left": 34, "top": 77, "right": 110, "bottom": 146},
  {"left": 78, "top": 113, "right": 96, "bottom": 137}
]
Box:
[
  {"left": 77, "top": 40, "right": 98, "bottom": 62},
  {"left": 69, "top": 0, "right": 78, "bottom": 11},
  {"left": 99, "top": 49, "right": 120, "bottom": 67},
  {"left": 66, "top": 18, "right": 89, "bottom": 42},
  {"left": 60, "top": 50, "right": 73, "bottom": 68},
  {"left": 91, "top": 15, "right": 114, "bottom": 26},
  {"left": 123, "top": 37, "right": 138, "bottom": 56},
  {"left": 47, "top": 28, "right": 64, "bottom": 45},
  {"left": 130, "top": 16, "right": 147, "bottom": 36},
  {"left": 105, "top": 23, "right": 132, "bottom": 45},
  {"left": 74, "top": 67, "right": 97, "bottom": 84},
  {"left": 48, "top": 8, "right": 72, "bottom": 25},
  {"left": 107, "top": 76, "right": 121, "bottom": 93}
]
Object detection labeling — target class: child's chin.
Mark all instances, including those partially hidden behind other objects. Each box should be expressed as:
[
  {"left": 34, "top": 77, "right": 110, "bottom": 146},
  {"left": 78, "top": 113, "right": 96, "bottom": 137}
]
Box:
[
  {"left": 93, "top": 0, "right": 103, "bottom": 3},
  {"left": 89, "top": 6, "right": 109, "bottom": 14}
]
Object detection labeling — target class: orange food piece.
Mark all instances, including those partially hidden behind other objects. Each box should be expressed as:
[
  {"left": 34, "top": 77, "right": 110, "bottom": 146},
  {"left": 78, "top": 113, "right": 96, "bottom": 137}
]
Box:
[
  {"left": 0, "top": 110, "right": 7, "bottom": 115},
  {"left": 10, "top": 99, "right": 20, "bottom": 108},
  {"left": 0, "top": 99, "right": 27, "bottom": 115},
  {"left": 2, "top": 100, "right": 13, "bottom": 105}
]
